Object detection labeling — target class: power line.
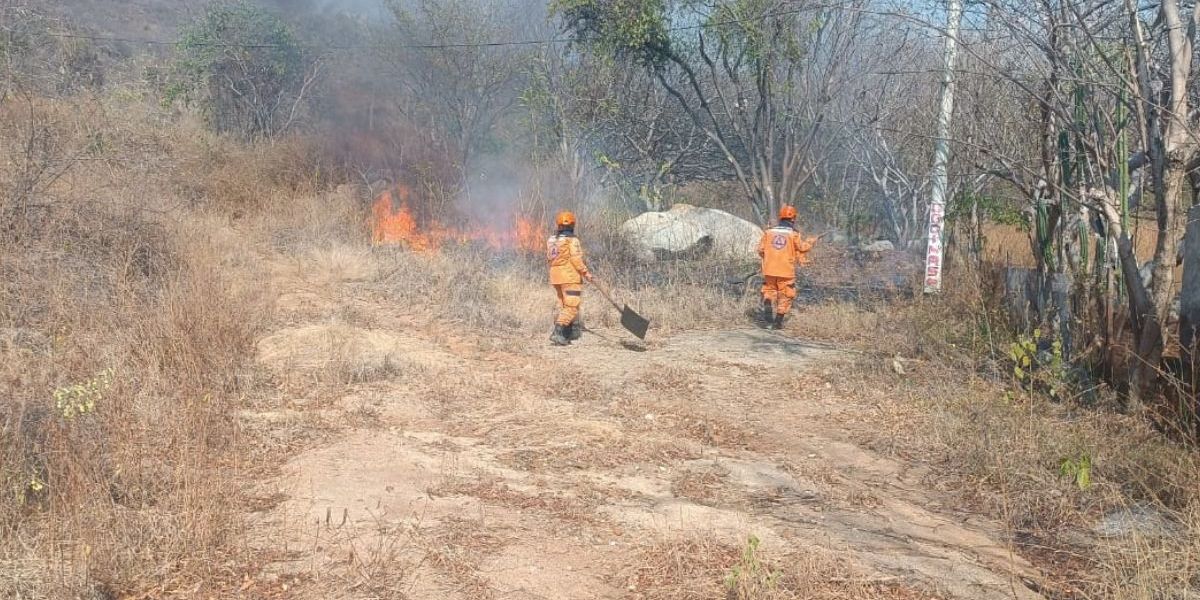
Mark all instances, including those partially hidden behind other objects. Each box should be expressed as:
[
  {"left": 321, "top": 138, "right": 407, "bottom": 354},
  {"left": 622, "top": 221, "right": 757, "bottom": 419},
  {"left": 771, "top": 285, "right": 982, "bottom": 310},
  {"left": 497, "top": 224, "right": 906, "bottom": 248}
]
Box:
[{"left": 43, "top": 30, "right": 570, "bottom": 50}]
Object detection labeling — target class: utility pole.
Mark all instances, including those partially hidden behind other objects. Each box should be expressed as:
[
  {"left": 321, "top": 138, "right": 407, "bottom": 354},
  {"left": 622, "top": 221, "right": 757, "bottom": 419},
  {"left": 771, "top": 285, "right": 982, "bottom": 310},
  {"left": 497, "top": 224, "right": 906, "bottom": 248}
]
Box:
[{"left": 923, "top": 0, "right": 963, "bottom": 294}]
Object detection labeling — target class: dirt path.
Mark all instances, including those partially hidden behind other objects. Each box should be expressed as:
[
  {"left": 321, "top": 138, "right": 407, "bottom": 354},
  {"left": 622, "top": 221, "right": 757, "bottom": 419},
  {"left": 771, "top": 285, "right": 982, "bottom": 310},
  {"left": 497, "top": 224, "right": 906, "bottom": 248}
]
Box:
[{"left": 240, "top": 245, "right": 1045, "bottom": 599}]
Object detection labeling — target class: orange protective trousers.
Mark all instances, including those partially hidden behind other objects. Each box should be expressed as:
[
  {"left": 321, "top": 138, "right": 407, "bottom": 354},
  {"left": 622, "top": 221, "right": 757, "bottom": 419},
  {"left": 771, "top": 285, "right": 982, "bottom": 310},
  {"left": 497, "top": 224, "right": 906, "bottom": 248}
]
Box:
[
  {"left": 554, "top": 283, "right": 583, "bottom": 326},
  {"left": 761, "top": 276, "right": 796, "bottom": 315}
]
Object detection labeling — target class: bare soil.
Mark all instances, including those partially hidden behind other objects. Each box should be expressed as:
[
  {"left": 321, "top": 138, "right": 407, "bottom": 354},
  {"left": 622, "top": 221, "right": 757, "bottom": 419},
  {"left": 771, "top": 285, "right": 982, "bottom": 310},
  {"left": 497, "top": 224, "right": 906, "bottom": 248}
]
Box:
[{"left": 239, "top": 244, "right": 1048, "bottom": 599}]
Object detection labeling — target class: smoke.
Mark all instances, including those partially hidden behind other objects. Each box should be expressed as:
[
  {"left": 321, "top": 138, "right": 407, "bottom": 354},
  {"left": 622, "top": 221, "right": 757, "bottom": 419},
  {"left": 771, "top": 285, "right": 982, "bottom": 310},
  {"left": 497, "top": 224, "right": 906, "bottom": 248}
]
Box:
[{"left": 461, "top": 155, "right": 548, "bottom": 232}]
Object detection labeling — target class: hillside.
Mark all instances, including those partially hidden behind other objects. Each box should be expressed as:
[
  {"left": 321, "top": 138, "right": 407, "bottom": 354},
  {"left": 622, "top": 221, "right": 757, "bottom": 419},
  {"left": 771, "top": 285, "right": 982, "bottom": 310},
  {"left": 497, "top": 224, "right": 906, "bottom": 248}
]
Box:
[{"left": 4, "top": 0, "right": 1199, "bottom": 598}]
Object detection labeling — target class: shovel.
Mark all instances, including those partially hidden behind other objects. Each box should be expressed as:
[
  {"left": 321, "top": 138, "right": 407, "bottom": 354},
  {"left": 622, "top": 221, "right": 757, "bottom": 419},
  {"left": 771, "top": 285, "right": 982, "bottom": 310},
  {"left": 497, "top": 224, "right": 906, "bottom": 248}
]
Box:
[{"left": 590, "top": 278, "right": 650, "bottom": 340}]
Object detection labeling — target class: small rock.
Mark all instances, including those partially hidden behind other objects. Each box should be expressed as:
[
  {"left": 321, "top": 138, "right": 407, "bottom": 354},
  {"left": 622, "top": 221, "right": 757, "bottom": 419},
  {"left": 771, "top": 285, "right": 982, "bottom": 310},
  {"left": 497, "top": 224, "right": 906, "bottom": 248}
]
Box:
[
  {"left": 859, "top": 240, "right": 895, "bottom": 253},
  {"left": 1094, "top": 504, "right": 1177, "bottom": 539}
]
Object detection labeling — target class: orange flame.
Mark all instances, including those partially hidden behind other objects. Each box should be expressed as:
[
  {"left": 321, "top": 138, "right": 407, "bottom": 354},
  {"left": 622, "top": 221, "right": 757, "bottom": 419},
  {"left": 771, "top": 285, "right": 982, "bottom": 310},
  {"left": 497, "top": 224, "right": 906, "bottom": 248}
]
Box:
[
  {"left": 513, "top": 217, "right": 542, "bottom": 254},
  {"left": 371, "top": 186, "right": 544, "bottom": 254}
]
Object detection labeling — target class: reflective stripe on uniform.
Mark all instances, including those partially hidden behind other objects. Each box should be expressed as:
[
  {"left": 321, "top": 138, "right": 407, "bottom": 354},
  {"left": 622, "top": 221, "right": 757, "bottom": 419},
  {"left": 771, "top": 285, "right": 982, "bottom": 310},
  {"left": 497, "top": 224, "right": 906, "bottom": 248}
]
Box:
[{"left": 564, "top": 290, "right": 582, "bottom": 296}]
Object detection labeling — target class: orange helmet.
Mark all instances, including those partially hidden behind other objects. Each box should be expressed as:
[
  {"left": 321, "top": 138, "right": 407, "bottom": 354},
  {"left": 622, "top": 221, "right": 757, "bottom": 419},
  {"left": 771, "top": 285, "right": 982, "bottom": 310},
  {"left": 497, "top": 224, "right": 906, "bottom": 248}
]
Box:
[
  {"left": 778, "top": 205, "right": 797, "bottom": 221},
  {"left": 555, "top": 211, "right": 576, "bottom": 228}
]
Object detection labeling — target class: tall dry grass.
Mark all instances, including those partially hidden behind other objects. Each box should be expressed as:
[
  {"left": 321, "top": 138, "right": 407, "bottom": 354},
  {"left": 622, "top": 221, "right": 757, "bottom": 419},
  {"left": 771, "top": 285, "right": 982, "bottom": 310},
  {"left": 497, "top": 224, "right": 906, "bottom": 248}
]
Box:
[{"left": 0, "top": 92, "right": 313, "bottom": 597}]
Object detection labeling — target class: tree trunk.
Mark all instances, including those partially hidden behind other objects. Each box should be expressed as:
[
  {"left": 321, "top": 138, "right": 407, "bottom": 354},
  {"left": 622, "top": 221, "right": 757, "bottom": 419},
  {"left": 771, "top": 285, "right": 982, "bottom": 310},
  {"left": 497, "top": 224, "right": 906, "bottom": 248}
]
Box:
[
  {"left": 1130, "top": 0, "right": 1195, "bottom": 407},
  {"left": 1179, "top": 205, "right": 1200, "bottom": 437}
]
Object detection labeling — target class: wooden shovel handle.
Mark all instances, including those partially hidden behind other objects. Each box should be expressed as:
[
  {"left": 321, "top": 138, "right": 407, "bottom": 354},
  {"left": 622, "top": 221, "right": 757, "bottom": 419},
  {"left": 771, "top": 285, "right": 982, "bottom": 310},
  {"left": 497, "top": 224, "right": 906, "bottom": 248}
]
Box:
[{"left": 589, "top": 278, "right": 623, "bottom": 312}]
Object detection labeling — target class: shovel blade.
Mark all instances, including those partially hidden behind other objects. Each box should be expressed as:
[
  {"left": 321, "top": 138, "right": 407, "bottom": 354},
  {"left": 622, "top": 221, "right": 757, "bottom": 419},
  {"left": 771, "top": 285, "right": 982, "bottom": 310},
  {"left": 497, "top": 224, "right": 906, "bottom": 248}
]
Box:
[{"left": 620, "top": 306, "right": 650, "bottom": 340}]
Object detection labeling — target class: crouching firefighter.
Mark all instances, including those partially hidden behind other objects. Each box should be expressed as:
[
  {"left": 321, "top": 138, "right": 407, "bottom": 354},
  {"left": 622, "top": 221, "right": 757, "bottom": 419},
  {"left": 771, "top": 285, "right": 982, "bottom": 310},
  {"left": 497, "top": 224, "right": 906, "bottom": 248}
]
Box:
[
  {"left": 547, "top": 211, "right": 594, "bottom": 346},
  {"left": 758, "top": 205, "right": 816, "bottom": 330}
]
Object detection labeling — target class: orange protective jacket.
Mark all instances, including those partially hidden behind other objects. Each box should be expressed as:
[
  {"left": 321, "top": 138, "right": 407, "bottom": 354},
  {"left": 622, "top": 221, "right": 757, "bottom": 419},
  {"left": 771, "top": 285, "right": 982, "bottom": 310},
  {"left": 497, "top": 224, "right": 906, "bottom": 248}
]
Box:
[
  {"left": 758, "top": 225, "right": 815, "bottom": 278},
  {"left": 547, "top": 233, "right": 590, "bottom": 285}
]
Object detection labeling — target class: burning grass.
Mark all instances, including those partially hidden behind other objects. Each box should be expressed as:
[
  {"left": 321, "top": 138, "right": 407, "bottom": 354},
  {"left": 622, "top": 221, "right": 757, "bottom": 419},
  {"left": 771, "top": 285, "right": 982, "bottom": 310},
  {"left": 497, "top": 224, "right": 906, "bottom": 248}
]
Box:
[{"left": 371, "top": 183, "right": 544, "bottom": 253}]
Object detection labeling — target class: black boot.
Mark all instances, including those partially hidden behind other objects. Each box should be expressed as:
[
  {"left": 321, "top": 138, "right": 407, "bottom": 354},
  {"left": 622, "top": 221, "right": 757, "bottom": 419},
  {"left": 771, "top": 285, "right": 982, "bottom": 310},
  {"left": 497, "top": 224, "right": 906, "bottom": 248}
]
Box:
[
  {"left": 567, "top": 319, "right": 583, "bottom": 341},
  {"left": 772, "top": 313, "right": 786, "bottom": 330},
  {"left": 550, "top": 324, "right": 570, "bottom": 346},
  {"left": 761, "top": 299, "right": 774, "bottom": 324}
]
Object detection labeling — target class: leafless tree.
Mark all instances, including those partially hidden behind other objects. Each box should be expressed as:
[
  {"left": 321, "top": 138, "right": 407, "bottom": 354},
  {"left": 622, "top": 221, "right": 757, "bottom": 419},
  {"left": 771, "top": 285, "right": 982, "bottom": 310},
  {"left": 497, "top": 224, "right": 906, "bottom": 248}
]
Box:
[
  {"left": 962, "top": 0, "right": 1200, "bottom": 407},
  {"left": 558, "top": 0, "right": 875, "bottom": 224},
  {"left": 383, "top": 0, "right": 533, "bottom": 176}
]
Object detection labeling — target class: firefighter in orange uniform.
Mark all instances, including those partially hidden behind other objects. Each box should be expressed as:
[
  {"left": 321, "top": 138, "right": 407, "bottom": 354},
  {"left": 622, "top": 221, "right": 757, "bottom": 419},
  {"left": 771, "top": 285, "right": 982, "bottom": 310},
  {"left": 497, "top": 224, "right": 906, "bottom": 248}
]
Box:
[
  {"left": 758, "top": 205, "right": 816, "bottom": 330},
  {"left": 547, "top": 211, "right": 593, "bottom": 346}
]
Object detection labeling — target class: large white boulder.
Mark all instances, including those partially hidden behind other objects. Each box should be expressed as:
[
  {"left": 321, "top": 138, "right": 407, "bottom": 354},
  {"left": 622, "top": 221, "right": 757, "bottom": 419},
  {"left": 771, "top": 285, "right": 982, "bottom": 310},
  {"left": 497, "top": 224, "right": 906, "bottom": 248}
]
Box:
[
  {"left": 666, "top": 204, "right": 762, "bottom": 263},
  {"left": 621, "top": 204, "right": 762, "bottom": 263},
  {"left": 620, "top": 210, "right": 711, "bottom": 260}
]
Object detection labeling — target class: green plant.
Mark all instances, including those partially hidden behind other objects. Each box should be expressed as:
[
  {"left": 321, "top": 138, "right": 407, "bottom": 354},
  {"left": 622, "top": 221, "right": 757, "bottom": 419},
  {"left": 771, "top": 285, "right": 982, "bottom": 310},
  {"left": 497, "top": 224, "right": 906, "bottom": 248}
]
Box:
[
  {"left": 52, "top": 368, "right": 113, "bottom": 420},
  {"left": 1009, "top": 331, "right": 1037, "bottom": 382},
  {"left": 1060, "top": 453, "right": 1093, "bottom": 490},
  {"left": 1008, "top": 328, "right": 1065, "bottom": 399},
  {"left": 724, "top": 535, "right": 780, "bottom": 599}
]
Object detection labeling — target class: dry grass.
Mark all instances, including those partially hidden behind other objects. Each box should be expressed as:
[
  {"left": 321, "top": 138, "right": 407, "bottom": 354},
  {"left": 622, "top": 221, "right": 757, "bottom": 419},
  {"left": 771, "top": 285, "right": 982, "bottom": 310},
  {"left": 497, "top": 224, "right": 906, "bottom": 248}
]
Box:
[
  {"left": 305, "top": 518, "right": 419, "bottom": 599},
  {"left": 354, "top": 203, "right": 1200, "bottom": 596},
  {"left": 983, "top": 220, "right": 1162, "bottom": 268},
  {"left": 429, "top": 476, "right": 601, "bottom": 525},
  {"left": 365, "top": 227, "right": 759, "bottom": 339},
  {"left": 1, "top": 216, "right": 270, "bottom": 596},
  {"left": 919, "top": 378, "right": 1200, "bottom": 597},
  {"left": 6, "top": 72, "right": 1200, "bottom": 600},
  {"left": 803, "top": 276, "right": 1200, "bottom": 598},
  {"left": 419, "top": 516, "right": 506, "bottom": 599},
  {"left": 619, "top": 535, "right": 939, "bottom": 600},
  {"left": 671, "top": 464, "right": 734, "bottom": 506},
  {"left": 0, "top": 90, "right": 347, "bottom": 597}
]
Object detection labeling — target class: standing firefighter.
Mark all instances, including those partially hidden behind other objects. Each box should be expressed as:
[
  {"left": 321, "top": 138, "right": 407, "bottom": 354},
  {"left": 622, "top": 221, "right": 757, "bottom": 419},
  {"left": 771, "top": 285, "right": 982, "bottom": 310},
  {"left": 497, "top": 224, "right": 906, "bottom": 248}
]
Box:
[
  {"left": 547, "top": 211, "right": 593, "bottom": 346},
  {"left": 758, "top": 205, "right": 817, "bottom": 330}
]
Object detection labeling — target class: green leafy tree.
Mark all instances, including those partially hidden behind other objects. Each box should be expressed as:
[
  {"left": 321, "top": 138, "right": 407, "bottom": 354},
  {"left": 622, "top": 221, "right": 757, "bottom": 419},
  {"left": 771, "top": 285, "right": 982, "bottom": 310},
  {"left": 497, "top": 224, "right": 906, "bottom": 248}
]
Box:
[{"left": 169, "top": 1, "right": 321, "bottom": 139}]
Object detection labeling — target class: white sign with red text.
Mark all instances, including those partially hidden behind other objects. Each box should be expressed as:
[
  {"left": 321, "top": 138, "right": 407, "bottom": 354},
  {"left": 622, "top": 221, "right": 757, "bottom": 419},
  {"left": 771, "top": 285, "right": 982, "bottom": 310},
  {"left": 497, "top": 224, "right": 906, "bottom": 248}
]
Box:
[{"left": 923, "top": 201, "right": 945, "bottom": 293}]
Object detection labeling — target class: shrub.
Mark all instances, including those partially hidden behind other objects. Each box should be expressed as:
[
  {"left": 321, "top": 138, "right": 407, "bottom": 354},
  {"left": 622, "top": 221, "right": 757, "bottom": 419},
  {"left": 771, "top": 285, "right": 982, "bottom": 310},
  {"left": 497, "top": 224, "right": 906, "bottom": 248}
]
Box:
[{"left": 168, "top": 1, "right": 318, "bottom": 139}]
